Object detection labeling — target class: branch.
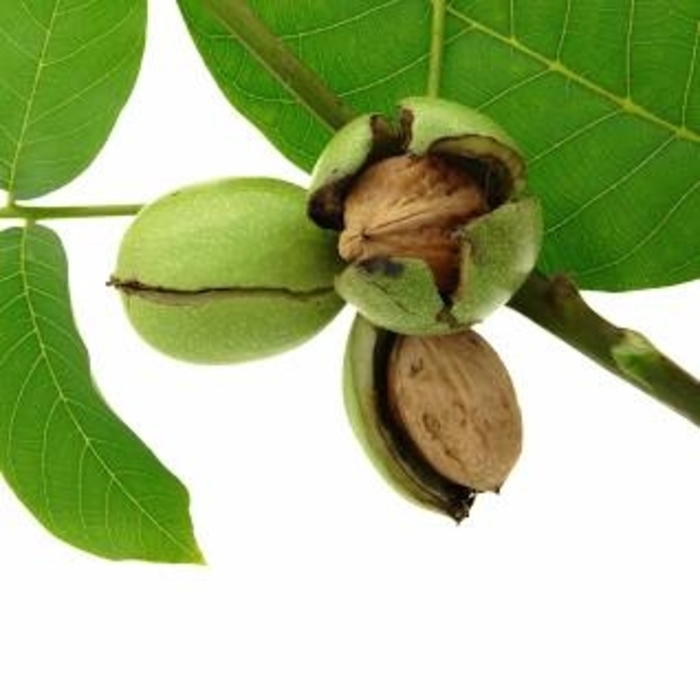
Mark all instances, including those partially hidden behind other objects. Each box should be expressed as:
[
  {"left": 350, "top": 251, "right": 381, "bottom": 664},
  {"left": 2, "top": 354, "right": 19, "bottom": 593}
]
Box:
[
  {"left": 0, "top": 202, "right": 143, "bottom": 221},
  {"left": 199, "top": 0, "right": 700, "bottom": 427},
  {"left": 508, "top": 273, "right": 700, "bottom": 425},
  {"left": 427, "top": 0, "right": 447, "bottom": 98}
]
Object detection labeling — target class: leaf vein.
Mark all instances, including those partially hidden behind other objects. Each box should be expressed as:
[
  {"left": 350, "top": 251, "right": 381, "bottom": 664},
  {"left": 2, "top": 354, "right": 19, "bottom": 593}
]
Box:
[
  {"left": 0, "top": 22, "right": 36, "bottom": 63},
  {"left": 19, "top": 0, "right": 52, "bottom": 31},
  {"left": 509, "top": 0, "right": 516, "bottom": 38},
  {"left": 4, "top": 352, "right": 43, "bottom": 481},
  {"left": 278, "top": 0, "right": 404, "bottom": 40},
  {"left": 577, "top": 177, "right": 700, "bottom": 276},
  {"left": 23, "top": 107, "right": 122, "bottom": 148},
  {"left": 56, "top": 0, "right": 104, "bottom": 19},
  {"left": 529, "top": 110, "right": 622, "bottom": 164},
  {"left": 28, "top": 39, "right": 142, "bottom": 129},
  {"left": 0, "top": 117, "right": 22, "bottom": 147},
  {"left": 337, "top": 25, "right": 472, "bottom": 101},
  {"left": 77, "top": 442, "right": 89, "bottom": 536},
  {"left": 36, "top": 313, "right": 90, "bottom": 357},
  {"left": 0, "top": 268, "right": 22, "bottom": 286},
  {"left": 6, "top": 0, "right": 61, "bottom": 193},
  {"left": 40, "top": 397, "right": 62, "bottom": 530},
  {"left": 682, "top": 22, "right": 700, "bottom": 128},
  {"left": 43, "top": 3, "right": 139, "bottom": 69},
  {"left": 555, "top": 0, "right": 572, "bottom": 60},
  {"left": 476, "top": 68, "right": 550, "bottom": 110},
  {"left": 0, "top": 326, "right": 36, "bottom": 369},
  {"left": 625, "top": 0, "right": 636, "bottom": 98},
  {"left": 0, "top": 289, "right": 28, "bottom": 319},
  {"left": 445, "top": 4, "right": 700, "bottom": 143},
  {"left": 548, "top": 135, "right": 676, "bottom": 234},
  {"left": 337, "top": 49, "right": 429, "bottom": 97}
]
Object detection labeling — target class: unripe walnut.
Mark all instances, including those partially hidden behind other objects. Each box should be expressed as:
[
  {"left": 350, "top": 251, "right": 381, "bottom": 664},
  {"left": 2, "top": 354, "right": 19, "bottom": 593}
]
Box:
[{"left": 111, "top": 178, "right": 344, "bottom": 363}]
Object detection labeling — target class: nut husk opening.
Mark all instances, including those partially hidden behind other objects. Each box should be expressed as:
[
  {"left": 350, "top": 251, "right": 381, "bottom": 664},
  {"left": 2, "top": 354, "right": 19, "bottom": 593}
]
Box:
[
  {"left": 372, "top": 328, "right": 478, "bottom": 521},
  {"left": 339, "top": 153, "right": 489, "bottom": 295}
]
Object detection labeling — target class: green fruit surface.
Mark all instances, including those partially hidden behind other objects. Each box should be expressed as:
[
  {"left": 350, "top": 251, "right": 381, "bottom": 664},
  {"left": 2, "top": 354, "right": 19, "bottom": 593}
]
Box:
[{"left": 114, "top": 178, "right": 344, "bottom": 363}]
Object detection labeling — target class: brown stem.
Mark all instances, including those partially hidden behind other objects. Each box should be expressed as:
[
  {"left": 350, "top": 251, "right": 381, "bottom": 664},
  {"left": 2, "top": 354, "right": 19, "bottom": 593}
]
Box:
[
  {"left": 508, "top": 272, "right": 700, "bottom": 425},
  {"left": 201, "top": 0, "right": 356, "bottom": 132}
]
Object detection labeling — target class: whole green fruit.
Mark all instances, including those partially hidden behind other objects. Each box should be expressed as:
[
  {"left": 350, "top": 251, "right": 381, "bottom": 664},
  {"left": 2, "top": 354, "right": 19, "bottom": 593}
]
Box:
[{"left": 112, "top": 178, "right": 345, "bottom": 363}]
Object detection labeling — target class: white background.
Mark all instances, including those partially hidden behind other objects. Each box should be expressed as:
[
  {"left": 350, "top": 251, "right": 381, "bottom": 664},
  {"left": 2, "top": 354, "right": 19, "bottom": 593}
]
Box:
[{"left": 2, "top": 2, "right": 700, "bottom": 698}]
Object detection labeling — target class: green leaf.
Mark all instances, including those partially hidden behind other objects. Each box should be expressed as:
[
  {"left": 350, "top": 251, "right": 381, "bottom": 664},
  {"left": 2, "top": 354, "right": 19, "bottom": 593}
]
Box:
[
  {"left": 0, "top": 0, "right": 146, "bottom": 199},
  {"left": 178, "top": 0, "right": 700, "bottom": 292},
  {"left": 0, "top": 224, "right": 203, "bottom": 563}
]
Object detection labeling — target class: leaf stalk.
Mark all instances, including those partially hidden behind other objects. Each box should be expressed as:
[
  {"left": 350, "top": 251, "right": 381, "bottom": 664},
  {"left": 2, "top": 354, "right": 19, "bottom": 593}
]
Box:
[
  {"left": 427, "top": 0, "right": 447, "bottom": 97},
  {"left": 0, "top": 203, "right": 144, "bottom": 221},
  {"left": 201, "top": 0, "right": 356, "bottom": 132}
]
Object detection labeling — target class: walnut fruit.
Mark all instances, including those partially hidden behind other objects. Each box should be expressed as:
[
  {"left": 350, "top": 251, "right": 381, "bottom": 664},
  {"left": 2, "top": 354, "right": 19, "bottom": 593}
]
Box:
[
  {"left": 308, "top": 96, "right": 543, "bottom": 336},
  {"left": 111, "top": 178, "right": 344, "bottom": 363},
  {"left": 343, "top": 314, "right": 522, "bottom": 521}
]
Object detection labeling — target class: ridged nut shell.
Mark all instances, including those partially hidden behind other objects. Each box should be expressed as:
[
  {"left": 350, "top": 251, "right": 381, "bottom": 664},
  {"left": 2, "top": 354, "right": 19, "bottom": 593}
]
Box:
[{"left": 387, "top": 331, "right": 522, "bottom": 492}]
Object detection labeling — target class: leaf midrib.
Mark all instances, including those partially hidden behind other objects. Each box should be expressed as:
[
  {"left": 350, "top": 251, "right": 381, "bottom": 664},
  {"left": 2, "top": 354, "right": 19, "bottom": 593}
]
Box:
[
  {"left": 446, "top": 5, "right": 700, "bottom": 144},
  {"left": 14, "top": 225, "right": 197, "bottom": 559},
  {"left": 6, "top": 1, "right": 60, "bottom": 197}
]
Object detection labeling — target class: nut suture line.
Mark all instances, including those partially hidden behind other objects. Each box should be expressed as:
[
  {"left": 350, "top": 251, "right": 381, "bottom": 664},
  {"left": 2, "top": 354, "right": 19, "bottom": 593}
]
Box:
[{"left": 110, "top": 278, "right": 335, "bottom": 304}]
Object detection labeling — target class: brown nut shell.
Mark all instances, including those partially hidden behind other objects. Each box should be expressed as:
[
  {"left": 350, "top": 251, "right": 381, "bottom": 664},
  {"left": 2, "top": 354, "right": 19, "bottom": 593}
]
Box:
[{"left": 387, "top": 331, "right": 522, "bottom": 493}]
